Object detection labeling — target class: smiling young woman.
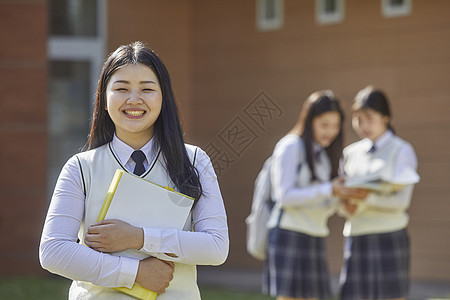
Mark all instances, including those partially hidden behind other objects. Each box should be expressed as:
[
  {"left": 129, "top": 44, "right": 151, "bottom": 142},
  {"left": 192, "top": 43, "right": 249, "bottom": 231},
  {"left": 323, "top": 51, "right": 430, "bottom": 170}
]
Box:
[{"left": 39, "top": 42, "right": 229, "bottom": 300}]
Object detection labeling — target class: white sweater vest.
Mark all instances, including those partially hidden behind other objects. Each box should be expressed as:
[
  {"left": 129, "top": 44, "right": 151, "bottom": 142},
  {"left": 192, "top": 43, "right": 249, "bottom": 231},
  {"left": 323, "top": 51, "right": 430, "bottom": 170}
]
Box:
[
  {"left": 70, "top": 143, "right": 200, "bottom": 300},
  {"left": 343, "top": 135, "right": 410, "bottom": 236}
]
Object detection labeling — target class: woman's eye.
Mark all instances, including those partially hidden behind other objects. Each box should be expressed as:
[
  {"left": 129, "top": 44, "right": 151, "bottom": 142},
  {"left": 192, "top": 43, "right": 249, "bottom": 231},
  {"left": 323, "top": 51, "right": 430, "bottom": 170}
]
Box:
[
  {"left": 143, "top": 88, "right": 153, "bottom": 92},
  {"left": 116, "top": 88, "right": 127, "bottom": 92}
]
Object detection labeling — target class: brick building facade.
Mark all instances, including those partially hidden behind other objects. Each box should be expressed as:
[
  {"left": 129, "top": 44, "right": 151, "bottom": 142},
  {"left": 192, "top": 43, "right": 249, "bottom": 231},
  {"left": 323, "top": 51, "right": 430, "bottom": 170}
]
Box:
[{"left": 1, "top": 0, "right": 449, "bottom": 284}]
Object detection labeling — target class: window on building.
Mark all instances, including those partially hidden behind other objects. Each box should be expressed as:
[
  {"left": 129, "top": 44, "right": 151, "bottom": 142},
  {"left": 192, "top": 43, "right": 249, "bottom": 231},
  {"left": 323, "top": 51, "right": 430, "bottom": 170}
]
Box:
[
  {"left": 256, "top": 0, "right": 284, "bottom": 31},
  {"left": 316, "top": 0, "right": 345, "bottom": 25},
  {"left": 48, "top": 61, "right": 91, "bottom": 186},
  {"left": 382, "top": 0, "right": 412, "bottom": 18},
  {"left": 49, "top": 0, "right": 97, "bottom": 36},
  {"left": 47, "top": 0, "right": 106, "bottom": 194}
]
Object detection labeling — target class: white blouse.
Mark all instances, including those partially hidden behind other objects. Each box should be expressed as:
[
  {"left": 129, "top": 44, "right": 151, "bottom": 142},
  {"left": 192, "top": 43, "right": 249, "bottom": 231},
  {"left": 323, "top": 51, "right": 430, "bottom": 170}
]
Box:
[{"left": 268, "top": 134, "right": 337, "bottom": 237}]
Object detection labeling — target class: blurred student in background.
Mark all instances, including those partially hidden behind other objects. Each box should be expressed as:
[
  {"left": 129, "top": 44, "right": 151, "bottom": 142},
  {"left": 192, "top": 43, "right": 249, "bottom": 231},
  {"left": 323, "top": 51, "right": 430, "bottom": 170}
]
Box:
[
  {"left": 339, "top": 86, "right": 419, "bottom": 300},
  {"left": 263, "top": 90, "right": 362, "bottom": 300}
]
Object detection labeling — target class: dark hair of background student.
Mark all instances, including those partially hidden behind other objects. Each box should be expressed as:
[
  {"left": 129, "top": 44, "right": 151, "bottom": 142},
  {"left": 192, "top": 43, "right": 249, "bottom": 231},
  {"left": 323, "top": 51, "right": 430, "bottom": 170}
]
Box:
[
  {"left": 86, "top": 41, "right": 202, "bottom": 202},
  {"left": 352, "top": 85, "right": 395, "bottom": 134},
  {"left": 293, "top": 90, "right": 344, "bottom": 180}
]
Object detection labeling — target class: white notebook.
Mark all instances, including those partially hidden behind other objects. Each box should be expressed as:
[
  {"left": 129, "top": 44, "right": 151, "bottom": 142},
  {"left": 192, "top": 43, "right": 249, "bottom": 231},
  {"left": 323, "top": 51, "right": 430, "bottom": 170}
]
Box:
[
  {"left": 95, "top": 169, "right": 195, "bottom": 299},
  {"left": 345, "top": 167, "right": 420, "bottom": 192},
  {"left": 97, "top": 169, "right": 194, "bottom": 259}
]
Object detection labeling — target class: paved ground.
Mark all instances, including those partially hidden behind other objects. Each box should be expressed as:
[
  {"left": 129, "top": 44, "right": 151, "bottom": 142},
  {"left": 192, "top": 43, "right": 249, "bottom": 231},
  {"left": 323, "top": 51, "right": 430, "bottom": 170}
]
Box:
[{"left": 198, "top": 267, "right": 450, "bottom": 299}]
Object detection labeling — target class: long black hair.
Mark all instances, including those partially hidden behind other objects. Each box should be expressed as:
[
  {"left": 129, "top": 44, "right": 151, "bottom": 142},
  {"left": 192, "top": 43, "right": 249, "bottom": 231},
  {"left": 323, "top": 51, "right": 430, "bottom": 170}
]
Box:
[
  {"left": 353, "top": 86, "right": 395, "bottom": 134},
  {"left": 86, "top": 41, "right": 202, "bottom": 202},
  {"left": 295, "top": 90, "right": 344, "bottom": 180}
]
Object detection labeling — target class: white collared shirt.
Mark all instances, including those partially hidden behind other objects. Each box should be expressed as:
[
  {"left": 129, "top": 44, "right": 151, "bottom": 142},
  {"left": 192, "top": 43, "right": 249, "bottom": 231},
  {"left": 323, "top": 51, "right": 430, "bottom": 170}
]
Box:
[
  {"left": 111, "top": 134, "right": 156, "bottom": 173},
  {"left": 271, "top": 135, "right": 333, "bottom": 207}
]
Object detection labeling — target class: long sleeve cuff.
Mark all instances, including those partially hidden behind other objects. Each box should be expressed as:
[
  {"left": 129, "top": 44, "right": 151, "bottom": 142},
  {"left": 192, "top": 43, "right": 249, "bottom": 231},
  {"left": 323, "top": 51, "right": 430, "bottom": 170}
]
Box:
[
  {"left": 141, "top": 227, "right": 162, "bottom": 253},
  {"left": 117, "top": 256, "right": 140, "bottom": 289},
  {"left": 140, "top": 228, "right": 183, "bottom": 262},
  {"left": 322, "top": 182, "right": 333, "bottom": 197}
]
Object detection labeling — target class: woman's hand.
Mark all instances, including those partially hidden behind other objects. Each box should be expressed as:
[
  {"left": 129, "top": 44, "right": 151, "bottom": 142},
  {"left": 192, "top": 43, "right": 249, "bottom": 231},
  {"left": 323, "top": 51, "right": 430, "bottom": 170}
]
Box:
[
  {"left": 348, "top": 188, "right": 370, "bottom": 201},
  {"left": 341, "top": 198, "right": 359, "bottom": 215},
  {"left": 135, "top": 257, "right": 175, "bottom": 294},
  {"left": 332, "top": 177, "right": 370, "bottom": 201},
  {"left": 85, "top": 219, "right": 143, "bottom": 253},
  {"left": 332, "top": 177, "right": 347, "bottom": 199}
]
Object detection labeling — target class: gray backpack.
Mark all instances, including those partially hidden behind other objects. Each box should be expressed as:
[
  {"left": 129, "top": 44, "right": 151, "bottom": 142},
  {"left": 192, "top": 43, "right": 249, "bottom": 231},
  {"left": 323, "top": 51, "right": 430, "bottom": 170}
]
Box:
[
  {"left": 246, "top": 137, "right": 303, "bottom": 260},
  {"left": 245, "top": 157, "right": 274, "bottom": 260}
]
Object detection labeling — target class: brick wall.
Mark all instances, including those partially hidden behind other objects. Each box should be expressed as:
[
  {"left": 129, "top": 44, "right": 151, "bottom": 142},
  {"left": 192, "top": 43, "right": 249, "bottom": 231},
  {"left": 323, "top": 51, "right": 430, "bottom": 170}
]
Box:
[{"left": 0, "top": 0, "right": 48, "bottom": 275}]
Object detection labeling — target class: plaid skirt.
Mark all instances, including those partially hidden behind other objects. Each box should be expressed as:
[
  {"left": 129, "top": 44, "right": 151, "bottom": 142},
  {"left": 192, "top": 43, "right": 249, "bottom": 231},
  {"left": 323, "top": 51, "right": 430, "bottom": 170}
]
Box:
[
  {"left": 262, "top": 227, "right": 332, "bottom": 299},
  {"left": 339, "top": 229, "right": 410, "bottom": 300}
]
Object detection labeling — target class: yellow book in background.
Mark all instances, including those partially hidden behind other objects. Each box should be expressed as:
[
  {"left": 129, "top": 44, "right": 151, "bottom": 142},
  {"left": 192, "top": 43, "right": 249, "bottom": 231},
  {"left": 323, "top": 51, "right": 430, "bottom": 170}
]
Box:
[{"left": 96, "top": 169, "right": 194, "bottom": 300}]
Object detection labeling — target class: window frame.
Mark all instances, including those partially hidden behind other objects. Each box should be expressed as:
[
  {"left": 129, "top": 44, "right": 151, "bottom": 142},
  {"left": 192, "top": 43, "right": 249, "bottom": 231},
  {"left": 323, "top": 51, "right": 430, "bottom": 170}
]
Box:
[
  {"left": 256, "top": 0, "right": 284, "bottom": 31},
  {"left": 381, "top": 0, "right": 412, "bottom": 18},
  {"left": 48, "top": 0, "right": 106, "bottom": 103},
  {"left": 315, "top": 0, "right": 345, "bottom": 25},
  {"left": 47, "top": 0, "right": 107, "bottom": 195}
]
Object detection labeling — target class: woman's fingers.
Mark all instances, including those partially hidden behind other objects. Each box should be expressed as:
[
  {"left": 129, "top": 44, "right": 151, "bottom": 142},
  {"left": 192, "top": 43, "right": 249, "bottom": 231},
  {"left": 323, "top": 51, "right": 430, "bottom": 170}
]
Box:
[
  {"left": 84, "top": 219, "right": 143, "bottom": 252},
  {"left": 163, "top": 260, "right": 175, "bottom": 268},
  {"left": 345, "top": 188, "right": 370, "bottom": 200}
]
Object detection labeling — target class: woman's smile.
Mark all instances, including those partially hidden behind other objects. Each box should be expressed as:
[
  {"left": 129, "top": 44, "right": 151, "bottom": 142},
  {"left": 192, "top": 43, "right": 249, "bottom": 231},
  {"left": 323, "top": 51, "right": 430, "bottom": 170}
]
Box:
[{"left": 123, "top": 109, "right": 146, "bottom": 117}]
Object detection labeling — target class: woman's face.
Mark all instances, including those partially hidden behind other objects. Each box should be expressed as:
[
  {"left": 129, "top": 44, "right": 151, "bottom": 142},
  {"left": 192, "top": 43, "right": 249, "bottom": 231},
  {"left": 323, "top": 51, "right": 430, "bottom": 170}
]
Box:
[
  {"left": 352, "top": 108, "right": 389, "bottom": 141},
  {"left": 312, "top": 111, "right": 341, "bottom": 148},
  {"left": 105, "top": 63, "right": 162, "bottom": 148}
]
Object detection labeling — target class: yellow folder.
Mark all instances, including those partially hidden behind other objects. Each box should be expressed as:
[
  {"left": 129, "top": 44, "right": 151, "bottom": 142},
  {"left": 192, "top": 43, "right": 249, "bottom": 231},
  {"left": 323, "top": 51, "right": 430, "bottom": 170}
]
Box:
[{"left": 96, "top": 169, "right": 194, "bottom": 300}]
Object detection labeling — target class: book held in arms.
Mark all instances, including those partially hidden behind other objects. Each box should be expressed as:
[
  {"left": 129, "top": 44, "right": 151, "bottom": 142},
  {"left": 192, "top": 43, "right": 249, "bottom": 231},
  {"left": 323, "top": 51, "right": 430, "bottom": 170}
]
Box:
[
  {"left": 96, "top": 169, "right": 194, "bottom": 300},
  {"left": 344, "top": 166, "right": 420, "bottom": 193}
]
